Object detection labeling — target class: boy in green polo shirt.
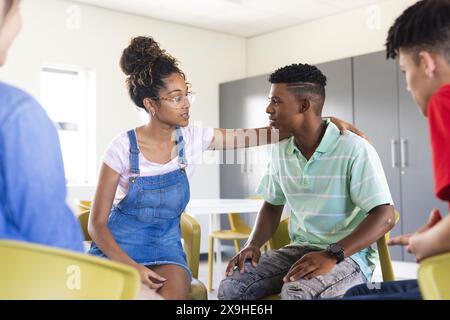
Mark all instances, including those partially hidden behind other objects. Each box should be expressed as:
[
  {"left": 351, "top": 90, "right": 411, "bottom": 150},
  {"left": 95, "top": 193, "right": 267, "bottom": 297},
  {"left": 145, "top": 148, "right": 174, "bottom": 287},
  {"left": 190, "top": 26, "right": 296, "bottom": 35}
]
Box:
[{"left": 218, "top": 63, "right": 395, "bottom": 300}]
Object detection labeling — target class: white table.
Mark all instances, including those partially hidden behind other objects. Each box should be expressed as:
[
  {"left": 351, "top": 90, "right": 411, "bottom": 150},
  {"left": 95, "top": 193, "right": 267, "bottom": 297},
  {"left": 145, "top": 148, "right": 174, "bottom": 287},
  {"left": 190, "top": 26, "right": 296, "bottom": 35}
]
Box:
[{"left": 184, "top": 198, "right": 264, "bottom": 289}]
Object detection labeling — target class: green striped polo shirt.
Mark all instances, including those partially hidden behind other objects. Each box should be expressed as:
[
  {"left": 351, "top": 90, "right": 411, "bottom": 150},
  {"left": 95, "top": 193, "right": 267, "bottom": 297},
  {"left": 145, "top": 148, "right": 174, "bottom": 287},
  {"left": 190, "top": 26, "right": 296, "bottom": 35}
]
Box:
[{"left": 257, "top": 119, "right": 393, "bottom": 281}]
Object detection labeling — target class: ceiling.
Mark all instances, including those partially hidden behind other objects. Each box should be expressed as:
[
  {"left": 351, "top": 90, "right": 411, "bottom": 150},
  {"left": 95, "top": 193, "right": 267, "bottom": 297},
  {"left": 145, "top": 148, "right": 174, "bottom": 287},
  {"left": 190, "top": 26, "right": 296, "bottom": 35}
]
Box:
[{"left": 73, "top": 0, "right": 387, "bottom": 37}]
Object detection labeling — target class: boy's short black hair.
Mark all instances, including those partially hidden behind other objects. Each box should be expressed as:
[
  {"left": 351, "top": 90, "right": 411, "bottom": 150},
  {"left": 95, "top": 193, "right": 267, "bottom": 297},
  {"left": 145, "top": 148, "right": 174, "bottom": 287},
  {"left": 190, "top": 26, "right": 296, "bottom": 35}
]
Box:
[
  {"left": 269, "top": 64, "right": 327, "bottom": 114},
  {"left": 269, "top": 63, "right": 327, "bottom": 87},
  {"left": 386, "top": 0, "right": 450, "bottom": 61}
]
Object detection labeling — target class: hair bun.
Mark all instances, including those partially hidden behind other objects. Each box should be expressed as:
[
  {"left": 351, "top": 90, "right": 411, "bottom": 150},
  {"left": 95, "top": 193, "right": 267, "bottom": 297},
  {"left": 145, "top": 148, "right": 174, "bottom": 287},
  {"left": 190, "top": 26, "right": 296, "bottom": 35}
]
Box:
[
  {"left": 120, "top": 36, "right": 166, "bottom": 76},
  {"left": 120, "top": 36, "right": 184, "bottom": 111}
]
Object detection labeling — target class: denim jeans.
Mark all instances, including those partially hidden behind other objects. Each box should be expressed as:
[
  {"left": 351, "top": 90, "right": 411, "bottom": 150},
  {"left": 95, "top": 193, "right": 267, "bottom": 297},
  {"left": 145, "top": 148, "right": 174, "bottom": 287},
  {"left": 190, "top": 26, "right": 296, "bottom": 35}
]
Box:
[
  {"left": 343, "top": 279, "right": 421, "bottom": 300},
  {"left": 218, "top": 245, "right": 367, "bottom": 300}
]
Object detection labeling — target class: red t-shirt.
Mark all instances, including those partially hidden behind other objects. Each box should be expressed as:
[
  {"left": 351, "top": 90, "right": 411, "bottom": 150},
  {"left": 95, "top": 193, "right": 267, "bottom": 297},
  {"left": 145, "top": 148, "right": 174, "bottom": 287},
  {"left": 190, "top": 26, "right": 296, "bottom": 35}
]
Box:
[{"left": 428, "top": 83, "right": 450, "bottom": 204}]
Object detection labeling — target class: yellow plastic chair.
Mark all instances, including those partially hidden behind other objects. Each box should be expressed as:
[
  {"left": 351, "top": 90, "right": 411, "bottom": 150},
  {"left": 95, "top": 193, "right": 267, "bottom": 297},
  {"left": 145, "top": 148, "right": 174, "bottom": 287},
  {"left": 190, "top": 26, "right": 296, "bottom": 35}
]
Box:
[
  {"left": 78, "top": 209, "right": 91, "bottom": 242},
  {"left": 418, "top": 252, "right": 450, "bottom": 300},
  {"left": 207, "top": 213, "right": 271, "bottom": 292},
  {"left": 181, "top": 213, "right": 208, "bottom": 300},
  {"left": 207, "top": 213, "right": 250, "bottom": 292},
  {"left": 377, "top": 209, "right": 401, "bottom": 282},
  {"left": 0, "top": 240, "right": 140, "bottom": 299},
  {"left": 263, "top": 209, "right": 401, "bottom": 299},
  {"left": 74, "top": 199, "right": 92, "bottom": 213},
  {"left": 77, "top": 211, "right": 207, "bottom": 300}
]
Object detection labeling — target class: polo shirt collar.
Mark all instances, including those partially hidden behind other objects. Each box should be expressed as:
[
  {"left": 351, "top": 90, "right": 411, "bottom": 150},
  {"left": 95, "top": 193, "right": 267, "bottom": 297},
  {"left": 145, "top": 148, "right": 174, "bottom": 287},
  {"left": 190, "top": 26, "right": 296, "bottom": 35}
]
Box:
[
  {"left": 286, "top": 118, "right": 339, "bottom": 156},
  {"left": 286, "top": 136, "right": 296, "bottom": 155},
  {"left": 316, "top": 118, "right": 340, "bottom": 154}
]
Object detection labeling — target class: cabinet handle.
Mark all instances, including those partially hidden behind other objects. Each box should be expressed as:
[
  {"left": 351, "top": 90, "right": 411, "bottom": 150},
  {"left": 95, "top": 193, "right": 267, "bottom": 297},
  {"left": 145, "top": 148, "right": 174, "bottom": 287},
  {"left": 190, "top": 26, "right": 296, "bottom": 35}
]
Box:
[
  {"left": 244, "top": 149, "right": 248, "bottom": 174},
  {"left": 391, "top": 139, "right": 398, "bottom": 168},
  {"left": 400, "top": 138, "right": 408, "bottom": 168}
]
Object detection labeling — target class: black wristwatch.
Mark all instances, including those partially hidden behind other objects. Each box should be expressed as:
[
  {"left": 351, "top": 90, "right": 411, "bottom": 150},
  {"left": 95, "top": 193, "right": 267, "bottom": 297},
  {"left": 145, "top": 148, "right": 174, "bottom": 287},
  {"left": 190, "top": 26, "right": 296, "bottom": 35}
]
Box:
[{"left": 326, "top": 243, "right": 345, "bottom": 264}]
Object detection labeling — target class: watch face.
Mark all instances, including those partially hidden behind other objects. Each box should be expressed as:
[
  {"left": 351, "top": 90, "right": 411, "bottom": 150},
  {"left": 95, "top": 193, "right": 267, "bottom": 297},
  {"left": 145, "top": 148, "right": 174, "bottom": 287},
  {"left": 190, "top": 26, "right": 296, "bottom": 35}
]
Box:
[{"left": 330, "top": 244, "right": 342, "bottom": 254}]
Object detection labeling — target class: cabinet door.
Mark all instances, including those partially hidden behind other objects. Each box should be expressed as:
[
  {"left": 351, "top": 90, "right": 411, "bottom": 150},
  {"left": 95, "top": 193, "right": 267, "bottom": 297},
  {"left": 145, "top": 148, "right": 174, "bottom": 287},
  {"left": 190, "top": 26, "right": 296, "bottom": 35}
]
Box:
[
  {"left": 220, "top": 78, "right": 250, "bottom": 199},
  {"left": 219, "top": 75, "right": 270, "bottom": 240},
  {"left": 353, "top": 52, "right": 403, "bottom": 260},
  {"left": 244, "top": 75, "right": 272, "bottom": 200},
  {"left": 220, "top": 74, "right": 270, "bottom": 199},
  {"left": 317, "top": 58, "right": 354, "bottom": 123},
  {"left": 398, "top": 71, "right": 449, "bottom": 262}
]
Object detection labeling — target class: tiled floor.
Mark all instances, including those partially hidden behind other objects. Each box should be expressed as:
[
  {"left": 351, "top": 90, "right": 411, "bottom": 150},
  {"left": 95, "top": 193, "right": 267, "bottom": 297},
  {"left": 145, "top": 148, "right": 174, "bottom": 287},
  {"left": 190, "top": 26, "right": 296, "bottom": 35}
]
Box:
[
  {"left": 197, "top": 256, "right": 229, "bottom": 300},
  {"left": 198, "top": 257, "right": 419, "bottom": 300}
]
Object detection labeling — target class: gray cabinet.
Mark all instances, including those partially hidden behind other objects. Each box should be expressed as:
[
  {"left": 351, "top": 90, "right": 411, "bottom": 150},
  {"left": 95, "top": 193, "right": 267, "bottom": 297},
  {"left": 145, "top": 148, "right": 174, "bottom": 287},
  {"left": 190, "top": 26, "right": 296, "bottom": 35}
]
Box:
[
  {"left": 219, "top": 75, "right": 270, "bottom": 250},
  {"left": 219, "top": 74, "right": 271, "bottom": 200},
  {"left": 397, "top": 65, "right": 448, "bottom": 261},
  {"left": 353, "top": 52, "right": 403, "bottom": 260},
  {"left": 353, "top": 51, "right": 447, "bottom": 262},
  {"left": 317, "top": 58, "right": 354, "bottom": 123}
]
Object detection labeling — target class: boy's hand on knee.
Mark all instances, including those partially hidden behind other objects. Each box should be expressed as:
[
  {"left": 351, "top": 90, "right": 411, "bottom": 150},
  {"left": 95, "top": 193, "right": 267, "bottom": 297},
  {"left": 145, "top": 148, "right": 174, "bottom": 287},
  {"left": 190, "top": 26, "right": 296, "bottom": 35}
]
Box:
[
  {"left": 225, "top": 245, "right": 261, "bottom": 276},
  {"left": 283, "top": 251, "right": 337, "bottom": 282}
]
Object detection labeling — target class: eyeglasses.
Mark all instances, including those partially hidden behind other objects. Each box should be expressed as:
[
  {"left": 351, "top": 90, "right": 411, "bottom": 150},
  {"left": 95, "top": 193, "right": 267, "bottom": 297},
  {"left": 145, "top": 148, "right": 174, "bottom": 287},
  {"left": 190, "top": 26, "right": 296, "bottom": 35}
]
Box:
[{"left": 151, "top": 92, "right": 196, "bottom": 108}]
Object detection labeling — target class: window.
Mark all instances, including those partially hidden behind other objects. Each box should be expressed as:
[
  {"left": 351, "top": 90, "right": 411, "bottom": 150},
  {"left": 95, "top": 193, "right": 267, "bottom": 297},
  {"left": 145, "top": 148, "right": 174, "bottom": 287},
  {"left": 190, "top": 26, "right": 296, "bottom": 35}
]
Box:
[{"left": 41, "top": 65, "right": 96, "bottom": 185}]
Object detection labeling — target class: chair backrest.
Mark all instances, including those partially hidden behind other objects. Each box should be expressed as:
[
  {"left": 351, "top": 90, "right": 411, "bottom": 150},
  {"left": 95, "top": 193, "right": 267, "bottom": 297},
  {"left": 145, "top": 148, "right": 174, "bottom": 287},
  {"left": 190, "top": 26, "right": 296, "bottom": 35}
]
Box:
[
  {"left": 74, "top": 200, "right": 92, "bottom": 213},
  {"left": 269, "top": 217, "right": 290, "bottom": 250},
  {"left": 180, "top": 213, "right": 201, "bottom": 279},
  {"left": 418, "top": 252, "right": 450, "bottom": 300},
  {"left": 269, "top": 210, "right": 401, "bottom": 282},
  {"left": 0, "top": 240, "right": 140, "bottom": 299},
  {"left": 78, "top": 209, "right": 91, "bottom": 242},
  {"left": 228, "top": 213, "right": 252, "bottom": 234},
  {"left": 375, "top": 209, "right": 400, "bottom": 281}
]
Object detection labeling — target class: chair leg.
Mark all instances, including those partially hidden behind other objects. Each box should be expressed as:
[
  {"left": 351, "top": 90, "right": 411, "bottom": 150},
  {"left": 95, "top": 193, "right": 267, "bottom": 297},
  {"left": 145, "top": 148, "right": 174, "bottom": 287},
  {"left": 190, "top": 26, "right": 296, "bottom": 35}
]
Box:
[
  {"left": 208, "top": 236, "right": 214, "bottom": 292},
  {"left": 233, "top": 240, "right": 241, "bottom": 254}
]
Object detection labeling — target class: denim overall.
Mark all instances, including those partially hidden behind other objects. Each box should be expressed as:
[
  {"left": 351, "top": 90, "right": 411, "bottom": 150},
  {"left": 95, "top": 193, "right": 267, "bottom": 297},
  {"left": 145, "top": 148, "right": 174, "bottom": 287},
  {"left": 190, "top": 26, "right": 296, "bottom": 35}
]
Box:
[{"left": 89, "top": 127, "right": 192, "bottom": 280}]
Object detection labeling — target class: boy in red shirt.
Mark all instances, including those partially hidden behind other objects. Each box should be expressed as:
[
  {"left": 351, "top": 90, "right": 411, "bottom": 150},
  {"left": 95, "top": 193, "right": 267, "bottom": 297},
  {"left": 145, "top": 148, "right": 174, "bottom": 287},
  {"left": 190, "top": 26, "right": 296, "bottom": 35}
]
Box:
[{"left": 344, "top": 0, "right": 450, "bottom": 299}]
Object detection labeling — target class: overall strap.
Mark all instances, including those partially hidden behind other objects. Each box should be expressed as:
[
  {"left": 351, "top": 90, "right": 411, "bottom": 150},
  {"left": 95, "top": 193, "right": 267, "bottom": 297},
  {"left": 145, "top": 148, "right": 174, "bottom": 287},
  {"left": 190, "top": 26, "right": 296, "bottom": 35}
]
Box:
[
  {"left": 127, "top": 129, "right": 140, "bottom": 175},
  {"left": 175, "top": 127, "right": 187, "bottom": 167}
]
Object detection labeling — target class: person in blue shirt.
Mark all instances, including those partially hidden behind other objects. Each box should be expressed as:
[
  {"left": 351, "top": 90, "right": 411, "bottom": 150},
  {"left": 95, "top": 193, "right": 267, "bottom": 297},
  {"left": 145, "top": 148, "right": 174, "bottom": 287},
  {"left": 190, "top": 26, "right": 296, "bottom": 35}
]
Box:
[{"left": 0, "top": 0, "right": 83, "bottom": 252}]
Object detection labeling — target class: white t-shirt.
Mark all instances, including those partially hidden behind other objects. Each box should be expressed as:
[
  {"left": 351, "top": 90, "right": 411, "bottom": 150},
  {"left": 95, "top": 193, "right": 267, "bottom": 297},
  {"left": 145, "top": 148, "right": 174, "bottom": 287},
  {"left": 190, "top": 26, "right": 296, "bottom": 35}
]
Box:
[{"left": 103, "top": 126, "right": 214, "bottom": 204}]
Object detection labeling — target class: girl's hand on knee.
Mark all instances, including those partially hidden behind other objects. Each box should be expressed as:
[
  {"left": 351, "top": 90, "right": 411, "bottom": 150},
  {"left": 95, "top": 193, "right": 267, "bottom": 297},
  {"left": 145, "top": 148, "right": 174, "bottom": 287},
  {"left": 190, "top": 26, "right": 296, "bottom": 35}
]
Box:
[{"left": 134, "top": 264, "right": 167, "bottom": 289}]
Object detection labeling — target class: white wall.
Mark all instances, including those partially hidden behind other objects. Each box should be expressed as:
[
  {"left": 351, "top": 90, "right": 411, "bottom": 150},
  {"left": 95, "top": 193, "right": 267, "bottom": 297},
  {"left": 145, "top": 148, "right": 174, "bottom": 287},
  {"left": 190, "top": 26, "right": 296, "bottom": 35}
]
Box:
[
  {"left": 0, "top": 0, "right": 247, "bottom": 210},
  {"left": 246, "top": 0, "right": 417, "bottom": 77}
]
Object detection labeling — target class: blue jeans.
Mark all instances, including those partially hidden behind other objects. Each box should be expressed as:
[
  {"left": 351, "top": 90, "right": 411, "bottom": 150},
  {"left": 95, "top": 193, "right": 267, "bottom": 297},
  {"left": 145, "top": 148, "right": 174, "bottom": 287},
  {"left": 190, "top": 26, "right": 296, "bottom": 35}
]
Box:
[
  {"left": 343, "top": 279, "right": 421, "bottom": 300},
  {"left": 218, "top": 245, "right": 367, "bottom": 300}
]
